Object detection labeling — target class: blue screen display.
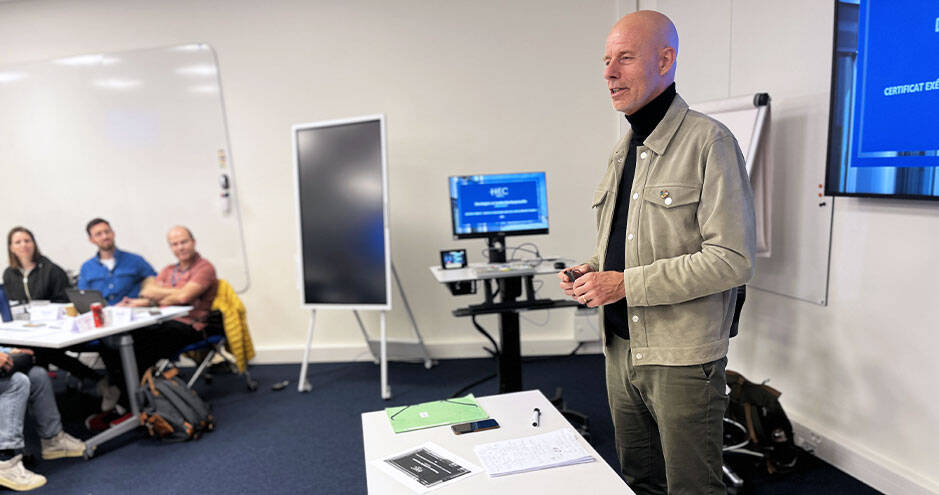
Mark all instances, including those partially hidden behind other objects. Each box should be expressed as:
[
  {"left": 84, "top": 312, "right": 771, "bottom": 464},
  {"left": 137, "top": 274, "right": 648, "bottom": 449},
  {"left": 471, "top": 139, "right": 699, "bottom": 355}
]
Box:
[
  {"left": 826, "top": 0, "right": 939, "bottom": 199},
  {"left": 449, "top": 172, "right": 549, "bottom": 238}
]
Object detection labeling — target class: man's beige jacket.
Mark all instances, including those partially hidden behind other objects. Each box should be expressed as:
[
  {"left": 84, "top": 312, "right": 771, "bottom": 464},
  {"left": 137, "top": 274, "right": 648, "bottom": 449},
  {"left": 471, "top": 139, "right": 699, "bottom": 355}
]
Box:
[{"left": 587, "top": 94, "right": 756, "bottom": 366}]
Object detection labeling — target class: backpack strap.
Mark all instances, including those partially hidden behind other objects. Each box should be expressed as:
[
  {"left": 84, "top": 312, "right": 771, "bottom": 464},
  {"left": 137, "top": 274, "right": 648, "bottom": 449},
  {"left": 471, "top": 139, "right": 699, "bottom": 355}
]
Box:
[
  {"left": 743, "top": 404, "right": 760, "bottom": 444},
  {"left": 162, "top": 366, "right": 180, "bottom": 380},
  {"left": 140, "top": 367, "right": 160, "bottom": 397}
]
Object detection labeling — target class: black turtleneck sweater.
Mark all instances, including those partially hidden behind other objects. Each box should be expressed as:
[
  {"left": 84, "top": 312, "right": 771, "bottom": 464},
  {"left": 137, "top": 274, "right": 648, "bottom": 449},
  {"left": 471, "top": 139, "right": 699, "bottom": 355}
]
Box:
[{"left": 603, "top": 82, "right": 677, "bottom": 341}]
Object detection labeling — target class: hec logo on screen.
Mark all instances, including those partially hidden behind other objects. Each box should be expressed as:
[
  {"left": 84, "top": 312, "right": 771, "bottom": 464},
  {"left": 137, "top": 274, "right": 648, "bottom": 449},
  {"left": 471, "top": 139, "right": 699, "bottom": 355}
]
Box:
[{"left": 489, "top": 187, "right": 510, "bottom": 199}]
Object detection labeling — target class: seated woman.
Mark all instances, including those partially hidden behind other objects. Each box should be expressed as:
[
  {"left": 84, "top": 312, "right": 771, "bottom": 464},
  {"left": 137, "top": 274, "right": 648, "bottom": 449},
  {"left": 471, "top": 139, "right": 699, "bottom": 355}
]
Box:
[
  {"left": 0, "top": 347, "right": 85, "bottom": 492},
  {"left": 3, "top": 226, "right": 69, "bottom": 303},
  {"left": 3, "top": 227, "right": 102, "bottom": 385}
]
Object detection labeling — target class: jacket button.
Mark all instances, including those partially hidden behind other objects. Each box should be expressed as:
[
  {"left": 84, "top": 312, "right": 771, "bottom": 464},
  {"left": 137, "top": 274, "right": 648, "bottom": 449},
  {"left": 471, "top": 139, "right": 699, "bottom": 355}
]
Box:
[
  {"left": 631, "top": 315, "right": 639, "bottom": 323},
  {"left": 664, "top": 197, "right": 673, "bottom": 205},
  {"left": 635, "top": 353, "right": 643, "bottom": 359},
  {"left": 632, "top": 193, "right": 638, "bottom": 200},
  {"left": 640, "top": 151, "right": 648, "bottom": 160},
  {"left": 627, "top": 233, "right": 634, "bottom": 240}
]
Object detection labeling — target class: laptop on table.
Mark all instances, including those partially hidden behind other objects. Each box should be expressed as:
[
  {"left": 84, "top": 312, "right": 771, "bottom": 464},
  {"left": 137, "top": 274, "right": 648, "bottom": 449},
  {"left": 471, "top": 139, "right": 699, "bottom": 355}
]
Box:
[{"left": 65, "top": 288, "right": 108, "bottom": 315}]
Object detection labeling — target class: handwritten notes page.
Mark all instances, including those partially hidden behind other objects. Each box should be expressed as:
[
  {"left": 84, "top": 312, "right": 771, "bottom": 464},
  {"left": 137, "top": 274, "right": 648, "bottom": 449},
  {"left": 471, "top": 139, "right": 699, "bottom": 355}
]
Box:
[{"left": 473, "top": 428, "right": 595, "bottom": 477}]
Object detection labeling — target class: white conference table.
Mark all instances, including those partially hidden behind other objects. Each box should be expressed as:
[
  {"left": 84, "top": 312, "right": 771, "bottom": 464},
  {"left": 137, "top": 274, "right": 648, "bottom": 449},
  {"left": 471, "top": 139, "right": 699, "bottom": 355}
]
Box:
[
  {"left": 362, "top": 389, "right": 633, "bottom": 494},
  {"left": 0, "top": 305, "right": 192, "bottom": 457}
]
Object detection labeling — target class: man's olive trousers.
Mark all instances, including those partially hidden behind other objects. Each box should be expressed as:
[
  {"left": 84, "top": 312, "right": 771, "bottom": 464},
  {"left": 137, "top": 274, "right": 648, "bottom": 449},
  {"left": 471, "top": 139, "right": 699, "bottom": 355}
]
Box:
[{"left": 605, "top": 336, "right": 728, "bottom": 495}]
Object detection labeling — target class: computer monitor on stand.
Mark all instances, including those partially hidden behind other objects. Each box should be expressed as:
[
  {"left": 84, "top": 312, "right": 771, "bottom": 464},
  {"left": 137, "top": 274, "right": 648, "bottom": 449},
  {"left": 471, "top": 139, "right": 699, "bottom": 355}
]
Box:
[
  {"left": 448, "top": 172, "right": 556, "bottom": 393},
  {"left": 444, "top": 172, "right": 588, "bottom": 431},
  {"left": 448, "top": 171, "right": 549, "bottom": 263}
]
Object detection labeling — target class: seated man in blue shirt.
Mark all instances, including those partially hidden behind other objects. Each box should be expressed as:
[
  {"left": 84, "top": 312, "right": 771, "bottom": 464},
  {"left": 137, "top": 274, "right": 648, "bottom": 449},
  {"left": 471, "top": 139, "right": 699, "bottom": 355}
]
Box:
[
  {"left": 78, "top": 218, "right": 156, "bottom": 305},
  {"left": 77, "top": 218, "right": 156, "bottom": 428}
]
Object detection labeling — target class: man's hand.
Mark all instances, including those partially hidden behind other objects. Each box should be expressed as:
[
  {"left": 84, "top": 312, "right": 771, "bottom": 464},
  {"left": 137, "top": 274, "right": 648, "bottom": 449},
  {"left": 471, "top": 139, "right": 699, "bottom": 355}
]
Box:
[
  {"left": 571, "top": 270, "right": 626, "bottom": 308},
  {"left": 557, "top": 264, "right": 594, "bottom": 297},
  {"left": 9, "top": 348, "right": 33, "bottom": 356},
  {"left": 118, "top": 297, "right": 152, "bottom": 308},
  {"left": 0, "top": 352, "right": 11, "bottom": 371}
]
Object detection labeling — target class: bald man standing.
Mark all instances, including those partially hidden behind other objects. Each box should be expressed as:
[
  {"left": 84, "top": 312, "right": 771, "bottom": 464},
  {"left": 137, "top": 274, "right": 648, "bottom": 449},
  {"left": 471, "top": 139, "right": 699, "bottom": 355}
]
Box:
[{"left": 558, "top": 11, "right": 755, "bottom": 494}]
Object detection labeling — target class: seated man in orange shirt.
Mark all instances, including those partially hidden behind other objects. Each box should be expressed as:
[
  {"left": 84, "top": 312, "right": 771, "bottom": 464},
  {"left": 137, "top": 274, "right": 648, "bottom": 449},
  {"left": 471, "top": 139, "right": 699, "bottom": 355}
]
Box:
[{"left": 124, "top": 225, "right": 220, "bottom": 372}]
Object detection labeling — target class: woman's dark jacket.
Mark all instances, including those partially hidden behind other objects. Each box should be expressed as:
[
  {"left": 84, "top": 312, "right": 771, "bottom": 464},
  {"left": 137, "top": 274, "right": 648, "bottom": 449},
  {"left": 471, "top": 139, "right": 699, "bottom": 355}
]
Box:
[{"left": 2, "top": 256, "right": 71, "bottom": 303}]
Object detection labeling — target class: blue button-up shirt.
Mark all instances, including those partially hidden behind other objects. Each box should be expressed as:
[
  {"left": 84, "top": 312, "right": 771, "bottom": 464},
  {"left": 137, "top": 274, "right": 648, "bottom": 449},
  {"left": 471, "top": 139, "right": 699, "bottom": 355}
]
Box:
[{"left": 78, "top": 249, "right": 157, "bottom": 305}]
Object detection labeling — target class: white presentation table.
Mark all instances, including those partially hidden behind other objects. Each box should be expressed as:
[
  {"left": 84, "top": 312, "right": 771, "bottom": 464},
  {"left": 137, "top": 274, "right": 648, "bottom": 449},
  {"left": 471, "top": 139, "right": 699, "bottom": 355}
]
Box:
[
  {"left": 0, "top": 305, "right": 192, "bottom": 456},
  {"left": 362, "top": 389, "right": 633, "bottom": 494}
]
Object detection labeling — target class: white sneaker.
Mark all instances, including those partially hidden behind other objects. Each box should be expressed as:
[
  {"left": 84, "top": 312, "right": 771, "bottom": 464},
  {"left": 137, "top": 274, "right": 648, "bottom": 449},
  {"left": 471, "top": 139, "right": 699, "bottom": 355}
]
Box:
[
  {"left": 0, "top": 454, "right": 47, "bottom": 491},
  {"left": 96, "top": 378, "right": 121, "bottom": 412},
  {"left": 40, "top": 430, "right": 86, "bottom": 460}
]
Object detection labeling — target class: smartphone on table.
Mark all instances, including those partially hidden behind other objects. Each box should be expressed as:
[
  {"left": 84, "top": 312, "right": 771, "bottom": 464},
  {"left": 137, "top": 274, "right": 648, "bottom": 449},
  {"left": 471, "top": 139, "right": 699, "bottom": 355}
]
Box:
[{"left": 451, "top": 418, "right": 500, "bottom": 435}]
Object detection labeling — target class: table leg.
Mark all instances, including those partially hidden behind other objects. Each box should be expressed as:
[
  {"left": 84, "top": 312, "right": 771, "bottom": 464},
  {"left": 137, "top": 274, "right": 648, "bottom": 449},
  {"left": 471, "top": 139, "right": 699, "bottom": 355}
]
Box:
[{"left": 83, "top": 334, "right": 142, "bottom": 456}]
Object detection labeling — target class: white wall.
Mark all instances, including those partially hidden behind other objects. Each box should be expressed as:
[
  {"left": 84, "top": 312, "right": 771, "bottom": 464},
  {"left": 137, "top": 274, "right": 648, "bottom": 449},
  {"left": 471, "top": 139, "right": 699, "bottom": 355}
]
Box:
[
  {"left": 0, "top": 0, "right": 617, "bottom": 361},
  {"left": 640, "top": 0, "right": 939, "bottom": 493}
]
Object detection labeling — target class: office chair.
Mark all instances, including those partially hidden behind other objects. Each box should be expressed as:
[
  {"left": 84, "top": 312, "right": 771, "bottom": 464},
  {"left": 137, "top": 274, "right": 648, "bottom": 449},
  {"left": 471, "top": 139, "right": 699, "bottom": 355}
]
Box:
[
  {"left": 157, "top": 278, "right": 259, "bottom": 391},
  {"left": 723, "top": 284, "right": 750, "bottom": 490},
  {"left": 161, "top": 323, "right": 258, "bottom": 391},
  {"left": 723, "top": 417, "right": 764, "bottom": 490}
]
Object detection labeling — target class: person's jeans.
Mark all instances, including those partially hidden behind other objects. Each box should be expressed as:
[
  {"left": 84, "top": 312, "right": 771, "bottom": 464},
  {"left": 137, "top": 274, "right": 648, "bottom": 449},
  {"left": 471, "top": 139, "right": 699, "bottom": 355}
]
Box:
[
  {"left": 0, "top": 372, "right": 29, "bottom": 450},
  {"left": 605, "top": 336, "right": 728, "bottom": 495},
  {"left": 0, "top": 366, "right": 63, "bottom": 450}
]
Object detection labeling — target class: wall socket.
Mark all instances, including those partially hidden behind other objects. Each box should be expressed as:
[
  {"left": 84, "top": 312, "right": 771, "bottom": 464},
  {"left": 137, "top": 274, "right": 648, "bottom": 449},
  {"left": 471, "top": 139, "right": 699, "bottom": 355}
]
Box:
[
  {"left": 573, "top": 307, "right": 600, "bottom": 342},
  {"left": 796, "top": 428, "right": 824, "bottom": 452}
]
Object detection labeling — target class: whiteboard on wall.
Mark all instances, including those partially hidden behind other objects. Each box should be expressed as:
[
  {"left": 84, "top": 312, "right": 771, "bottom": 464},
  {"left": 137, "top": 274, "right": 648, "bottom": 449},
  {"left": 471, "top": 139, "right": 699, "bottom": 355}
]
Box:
[
  {"left": 692, "top": 93, "right": 771, "bottom": 258},
  {"left": 692, "top": 93, "right": 833, "bottom": 305},
  {"left": 291, "top": 115, "right": 391, "bottom": 310},
  {"left": 0, "top": 44, "right": 249, "bottom": 291}
]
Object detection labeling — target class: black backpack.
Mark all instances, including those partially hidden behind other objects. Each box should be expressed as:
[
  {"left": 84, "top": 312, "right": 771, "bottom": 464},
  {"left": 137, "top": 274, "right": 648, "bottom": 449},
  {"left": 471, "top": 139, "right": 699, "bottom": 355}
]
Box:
[
  {"left": 725, "top": 369, "right": 798, "bottom": 473},
  {"left": 138, "top": 367, "right": 215, "bottom": 442}
]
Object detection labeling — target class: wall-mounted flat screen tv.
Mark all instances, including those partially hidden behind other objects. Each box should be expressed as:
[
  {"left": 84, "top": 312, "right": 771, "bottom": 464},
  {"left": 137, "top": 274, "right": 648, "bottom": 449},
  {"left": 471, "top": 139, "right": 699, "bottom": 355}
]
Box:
[{"left": 824, "top": 0, "right": 939, "bottom": 200}]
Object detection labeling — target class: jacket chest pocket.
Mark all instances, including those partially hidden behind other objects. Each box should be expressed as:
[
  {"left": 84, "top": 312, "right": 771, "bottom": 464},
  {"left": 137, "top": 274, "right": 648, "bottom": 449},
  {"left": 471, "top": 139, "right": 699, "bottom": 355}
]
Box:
[
  {"left": 592, "top": 189, "right": 610, "bottom": 229},
  {"left": 641, "top": 184, "right": 702, "bottom": 244}
]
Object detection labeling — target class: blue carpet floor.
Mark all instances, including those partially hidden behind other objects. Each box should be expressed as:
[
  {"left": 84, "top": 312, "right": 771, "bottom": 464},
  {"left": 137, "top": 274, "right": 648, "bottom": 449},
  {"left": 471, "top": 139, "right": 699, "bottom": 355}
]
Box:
[{"left": 13, "top": 354, "right": 880, "bottom": 494}]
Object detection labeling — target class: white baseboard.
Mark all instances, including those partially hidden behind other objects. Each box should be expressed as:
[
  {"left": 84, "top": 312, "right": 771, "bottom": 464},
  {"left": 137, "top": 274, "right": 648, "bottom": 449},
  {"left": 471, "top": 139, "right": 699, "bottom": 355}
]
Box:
[
  {"left": 791, "top": 416, "right": 939, "bottom": 495},
  {"left": 250, "top": 338, "right": 602, "bottom": 365}
]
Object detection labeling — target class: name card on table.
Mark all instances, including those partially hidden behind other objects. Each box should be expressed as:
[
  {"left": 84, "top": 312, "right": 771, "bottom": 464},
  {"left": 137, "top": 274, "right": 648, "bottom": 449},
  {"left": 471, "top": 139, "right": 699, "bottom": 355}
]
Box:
[
  {"left": 106, "top": 307, "right": 134, "bottom": 326},
  {"left": 73, "top": 313, "right": 96, "bottom": 333},
  {"left": 29, "top": 305, "right": 62, "bottom": 321}
]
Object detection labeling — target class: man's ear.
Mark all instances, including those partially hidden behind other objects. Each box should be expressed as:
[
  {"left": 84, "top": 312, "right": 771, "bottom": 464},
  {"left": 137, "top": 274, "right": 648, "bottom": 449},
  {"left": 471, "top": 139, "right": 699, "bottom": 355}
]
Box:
[{"left": 659, "top": 46, "right": 676, "bottom": 76}]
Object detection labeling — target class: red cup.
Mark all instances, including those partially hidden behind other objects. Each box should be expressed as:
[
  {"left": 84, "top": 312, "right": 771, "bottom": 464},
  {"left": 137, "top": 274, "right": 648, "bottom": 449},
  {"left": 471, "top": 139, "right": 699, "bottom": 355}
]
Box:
[{"left": 90, "top": 303, "right": 104, "bottom": 328}]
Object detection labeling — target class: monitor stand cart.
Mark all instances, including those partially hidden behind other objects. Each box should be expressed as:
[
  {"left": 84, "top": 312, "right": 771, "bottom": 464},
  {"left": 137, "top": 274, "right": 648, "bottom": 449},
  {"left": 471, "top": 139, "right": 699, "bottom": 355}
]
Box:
[
  {"left": 446, "top": 234, "right": 590, "bottom": 438},
  {"left": 297, "top": 262, "right": 434, "bottom": 399},
  {"left": 451, "top": 233, "right": 578, "bottom": 392}
]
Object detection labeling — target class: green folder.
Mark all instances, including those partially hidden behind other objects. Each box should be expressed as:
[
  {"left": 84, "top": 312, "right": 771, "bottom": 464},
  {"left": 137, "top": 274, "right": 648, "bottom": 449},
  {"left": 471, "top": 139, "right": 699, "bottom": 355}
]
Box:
[{"left": 385, "top": 394, "right": 489, "bottom": 433}]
